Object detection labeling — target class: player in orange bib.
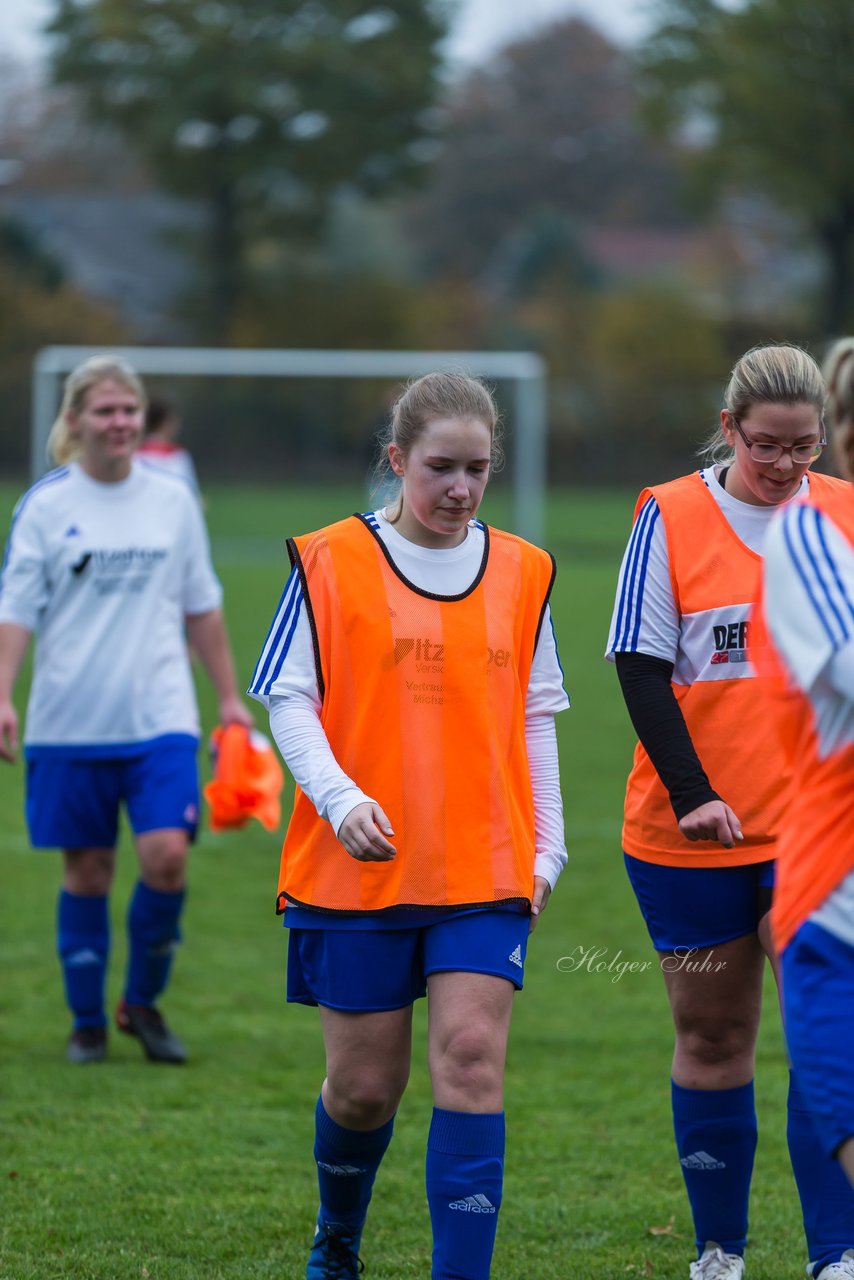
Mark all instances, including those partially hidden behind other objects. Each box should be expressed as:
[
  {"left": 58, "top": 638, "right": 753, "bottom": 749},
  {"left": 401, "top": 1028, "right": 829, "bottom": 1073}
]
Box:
[
  {"left": 758, "top": 339, "right": 854, "bottom": 1213},
  {"left": 606, "top": 344, "right": 854, "bottom": 1280},
  {"left": 249, "top": 373, "right": 568, "bottom": 1279}
]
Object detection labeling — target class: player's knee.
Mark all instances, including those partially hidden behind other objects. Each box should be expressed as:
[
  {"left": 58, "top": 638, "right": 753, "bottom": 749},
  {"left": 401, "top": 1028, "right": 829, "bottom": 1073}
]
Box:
[
  {"left": 677, "top": 1017, "right": 755, "bottom": 1068},
  {"left": 328, "top": 1067, "right": 407, "bottom": 1126},
  {"left": 434, "top": 1027, "right": 502, "bottom": 1099},
  {"left": 141, "top": 837, "right": 188, "bottom": 891},
  {"left": 63, "top": 847, "right": 115, "bottom": 895}
]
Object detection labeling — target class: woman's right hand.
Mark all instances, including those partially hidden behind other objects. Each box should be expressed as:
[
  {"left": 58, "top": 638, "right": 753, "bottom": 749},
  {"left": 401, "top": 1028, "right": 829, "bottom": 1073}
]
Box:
[
  {"left": 678, "top": 800, "right": 743, "bottom": 848},
  {"left": 338, "top": 802, "right": 397, "bottom": 862},
  {"left": 0, "top": 700, "right": 18, "bottom": 763}
]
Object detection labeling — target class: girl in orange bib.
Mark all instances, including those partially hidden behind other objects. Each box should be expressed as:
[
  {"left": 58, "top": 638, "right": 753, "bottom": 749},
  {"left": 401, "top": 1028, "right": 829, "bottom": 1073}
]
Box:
[
  {"left": 607, "top": 344, "right": 854, "bottom": 1280},
  {"left": 759, "top": 339, "right": 854, "bottom": 1206},
  {"left": 249, "top": 373, "right": 568, "bottom": 1279}
]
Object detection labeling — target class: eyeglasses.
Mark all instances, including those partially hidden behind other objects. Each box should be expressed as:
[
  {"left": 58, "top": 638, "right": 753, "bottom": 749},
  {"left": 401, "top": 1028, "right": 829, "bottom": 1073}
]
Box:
[{"left": 731, "top": 418, "right": 825, "bottom": 464}]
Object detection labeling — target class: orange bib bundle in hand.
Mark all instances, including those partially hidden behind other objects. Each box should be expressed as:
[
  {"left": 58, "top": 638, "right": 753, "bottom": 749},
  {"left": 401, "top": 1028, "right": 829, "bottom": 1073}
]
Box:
[{"left": 204, "top": 723, "right": 284, "bottom": 833}]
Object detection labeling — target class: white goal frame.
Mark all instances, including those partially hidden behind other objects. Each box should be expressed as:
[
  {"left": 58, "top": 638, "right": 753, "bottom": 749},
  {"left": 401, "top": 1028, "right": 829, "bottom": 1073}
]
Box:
[{"left": 32, "top": 346, "right": 549, "bottom": 543}]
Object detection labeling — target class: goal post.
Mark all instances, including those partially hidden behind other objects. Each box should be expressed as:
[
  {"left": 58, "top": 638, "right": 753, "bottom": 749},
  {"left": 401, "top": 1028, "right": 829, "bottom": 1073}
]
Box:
[{"left": 32, "top": 346, "right": 549, "bottom": 543}]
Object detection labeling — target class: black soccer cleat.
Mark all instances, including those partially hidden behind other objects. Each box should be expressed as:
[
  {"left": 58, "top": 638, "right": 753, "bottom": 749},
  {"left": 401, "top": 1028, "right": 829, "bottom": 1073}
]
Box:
[
  {"left": 306, "top": 1218, "right": 365, "bottom": 1278},
  {"left": 66, "top": 1024, "right": 107, "bottom": 1064},
  {"left": 116, "top": 999, "right": 187, "bottom": 1064}
]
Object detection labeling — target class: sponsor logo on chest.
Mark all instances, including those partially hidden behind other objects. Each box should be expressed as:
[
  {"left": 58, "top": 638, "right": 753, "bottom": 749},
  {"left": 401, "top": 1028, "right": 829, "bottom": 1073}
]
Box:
[
  {"left": 710, "top": 620, "right": 749, "bottom": 666},
  {"left": 68, "top": 545, "right": 169, "bottom": 595},
  {"left": 380, "top": 634, "right": 514, "bottom": 705},
  {"left": 674, "top": 604, "right": 755, "bottom": 684}
]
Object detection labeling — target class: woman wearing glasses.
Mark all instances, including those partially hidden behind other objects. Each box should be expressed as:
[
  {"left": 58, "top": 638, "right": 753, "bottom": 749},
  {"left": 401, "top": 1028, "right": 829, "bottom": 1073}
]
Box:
[{"left": 606, "top": 344, "right": 854, "bottom": 1280}]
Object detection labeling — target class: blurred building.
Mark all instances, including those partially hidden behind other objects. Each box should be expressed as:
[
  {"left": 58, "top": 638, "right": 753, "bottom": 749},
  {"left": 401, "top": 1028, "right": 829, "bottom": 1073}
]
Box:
[{"left": 0, "top": 64, "right": 199, "bottom": 340}]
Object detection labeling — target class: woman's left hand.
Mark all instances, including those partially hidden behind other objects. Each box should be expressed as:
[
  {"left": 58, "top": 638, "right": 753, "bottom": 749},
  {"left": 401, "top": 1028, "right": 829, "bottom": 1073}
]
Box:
[
  {"left": 529, "top": 876, "right": 551, "bottom": 933},
  {"left": 218, "top": 695, "right": 254, "bottom": 728}
]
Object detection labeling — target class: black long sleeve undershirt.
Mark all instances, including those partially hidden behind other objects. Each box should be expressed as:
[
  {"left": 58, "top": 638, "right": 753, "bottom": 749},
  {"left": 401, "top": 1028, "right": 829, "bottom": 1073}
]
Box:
[{"left": 614, "top": 651, "right": 721, "bottom": 821}]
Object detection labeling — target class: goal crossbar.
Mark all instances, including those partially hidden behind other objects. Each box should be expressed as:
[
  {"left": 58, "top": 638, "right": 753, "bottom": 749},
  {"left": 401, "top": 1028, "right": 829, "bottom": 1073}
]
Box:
[{"left": 33, "top": 346, "right": 548, "bottom": 543}]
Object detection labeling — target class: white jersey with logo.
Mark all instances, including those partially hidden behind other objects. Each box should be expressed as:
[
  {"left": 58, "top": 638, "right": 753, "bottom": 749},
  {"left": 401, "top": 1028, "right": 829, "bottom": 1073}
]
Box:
[
  {"left": 0, "top": 460, "right": 222, "bottom": 752},
  {"left": 249, "top": 510, "right": 570, "bottom": 888},
  {"left": 764, "top": 500, "right": 854, "bottom": 947},
  {"left": 606, "top": 467, "right": 810, "bottom": 664}
]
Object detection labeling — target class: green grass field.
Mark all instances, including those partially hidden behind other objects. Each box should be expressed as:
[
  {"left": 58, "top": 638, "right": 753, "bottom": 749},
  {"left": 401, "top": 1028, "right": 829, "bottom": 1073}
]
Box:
[{"left": 0, "top": 482, "right": 803, "bottom": 1279}]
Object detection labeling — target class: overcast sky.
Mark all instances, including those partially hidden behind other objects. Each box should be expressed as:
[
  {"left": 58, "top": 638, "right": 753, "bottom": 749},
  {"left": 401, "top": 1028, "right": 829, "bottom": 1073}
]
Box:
[{"left": 0, "top": 1, "right": 652, "bottom": 68}]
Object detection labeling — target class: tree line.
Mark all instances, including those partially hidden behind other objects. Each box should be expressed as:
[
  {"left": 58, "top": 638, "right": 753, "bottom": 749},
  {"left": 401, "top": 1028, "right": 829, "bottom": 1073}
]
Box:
[{"left": 1, "top": 0, "right": 853, "bottom": 479}]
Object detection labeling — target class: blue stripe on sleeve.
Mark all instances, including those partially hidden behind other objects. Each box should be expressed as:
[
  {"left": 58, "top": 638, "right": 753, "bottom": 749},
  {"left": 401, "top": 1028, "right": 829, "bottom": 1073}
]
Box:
[
  {"left": 263, "top": 590, "right": 304, "bottom": 696},
  {"left": 797, "top": 506, "right": 848, "bottom": 645},
  {"left": 813, "top": 508, "right": 854, "bottom": 636},
  {"left": 0, "top": 467, "right": 70, "bottom": 592},
  {"left": 782, "top": 508, "right": 841, "bottom": 647},
  {"left": 629, "top": 505, "right": 660, "bottom": 652},
  {"left": 248, "top": 569, "right": 299, "bottom": 695},
  {"left": 614, "top": 498, "right": 660, "bottom": 651},
  {"left": 612, "top": 498, "right": 654, "bottom": 649}
]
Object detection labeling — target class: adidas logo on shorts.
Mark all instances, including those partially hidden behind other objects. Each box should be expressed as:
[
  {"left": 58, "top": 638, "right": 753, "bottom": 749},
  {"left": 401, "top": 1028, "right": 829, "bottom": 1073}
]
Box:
[
  {"left": 680, "top": 1150, "right": 726, "bottom": 1170},
  {"left": 448, "top": 1194, "right": 496, "bottom": 1213},
  {"left": 508, "top": 944, "right": 523, "bottom": 969}
]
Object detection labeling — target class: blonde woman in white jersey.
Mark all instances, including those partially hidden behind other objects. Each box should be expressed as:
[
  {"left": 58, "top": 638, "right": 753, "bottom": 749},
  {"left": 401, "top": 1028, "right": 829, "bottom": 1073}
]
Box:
[{"left": 0, "top": 355, "right": 251, "bottom": 1065}]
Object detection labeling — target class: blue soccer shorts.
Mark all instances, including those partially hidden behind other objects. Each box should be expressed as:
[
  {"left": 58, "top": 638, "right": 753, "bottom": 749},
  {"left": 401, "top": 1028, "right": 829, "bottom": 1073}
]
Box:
[
  {"left": 26, "top": 734, "right": 200, "bottom": 849},
  {"left": 286, "top": 908, "right": 531, "bottom": 1012},
  {"left": 624, "top": 852, "right": 776, "bottom": 952},
  {"left": 783, "top": 919, "right": 854, "bottom": 1157}
]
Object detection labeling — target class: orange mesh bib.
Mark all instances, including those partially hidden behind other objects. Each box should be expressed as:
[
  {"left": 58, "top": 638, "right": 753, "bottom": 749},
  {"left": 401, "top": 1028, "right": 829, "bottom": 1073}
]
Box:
[
  {"left": 623, "top": 470, "right": 845, "bottom": 866},
  {"left": 277, "top": 515, "right": 556, "bottom": 914},
  {"left": 750, "top": 488, "right": 854, "bottom": 950}
]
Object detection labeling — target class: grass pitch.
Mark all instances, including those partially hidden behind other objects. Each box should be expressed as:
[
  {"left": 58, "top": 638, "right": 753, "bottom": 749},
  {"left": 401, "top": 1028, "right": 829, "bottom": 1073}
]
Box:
[{"left": 0, "top": 481, "right": 803, "bottom": 1278}]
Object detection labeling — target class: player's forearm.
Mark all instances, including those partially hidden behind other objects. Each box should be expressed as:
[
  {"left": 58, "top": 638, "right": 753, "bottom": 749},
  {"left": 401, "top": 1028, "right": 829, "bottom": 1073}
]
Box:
[
  {"left": 526, "top": 713, "right": 567, "bottom": 890},
  {"left": 185, "top": 609, "right": 241, "bottom": 704},
  {"left": 614, "top": 651, "right": 719, "bottom": 819},
  {"left": 0, "top": 622, "right": 32, "bottom": 700},
  {"left": 269, "top": 694, "right": 371, "bottom": 833}
]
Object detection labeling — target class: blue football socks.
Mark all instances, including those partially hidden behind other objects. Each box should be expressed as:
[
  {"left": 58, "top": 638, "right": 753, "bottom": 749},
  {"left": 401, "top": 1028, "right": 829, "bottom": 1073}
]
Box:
[
  {"left": 426, "top": 1108, "right": 505, "bottom": 1280},
  {"left": 672, "top": 1079, "right": 757, "bottom": 1256},
  {"left": 125, "top": 881, "right": 184, "bottom": 1007},
  {"left": 314, "top": 1095, "right": 394, "bottom": 1231},
  {"left": 787, "top": 1070, "right": 854, "bottom": 1275},
  {"left": 57, "top": 889, "right": 110, "bottom": 1029}
]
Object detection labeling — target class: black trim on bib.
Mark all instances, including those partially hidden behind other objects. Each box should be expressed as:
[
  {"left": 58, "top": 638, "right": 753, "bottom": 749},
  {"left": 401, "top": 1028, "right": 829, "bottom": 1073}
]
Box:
[
  {"left": 352, "top": 512, "right": 490, "bottom": 602},
  {"left": 286, "top": 537, "right": 325, "bottom": 703},
  {"left": 277, "top": 890, "right": 531, "bottom": 916},
  {"left": 532, "top": 551, "right": 557, "bottom": 658}
]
